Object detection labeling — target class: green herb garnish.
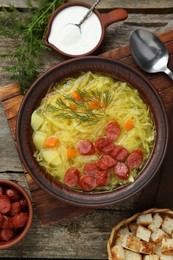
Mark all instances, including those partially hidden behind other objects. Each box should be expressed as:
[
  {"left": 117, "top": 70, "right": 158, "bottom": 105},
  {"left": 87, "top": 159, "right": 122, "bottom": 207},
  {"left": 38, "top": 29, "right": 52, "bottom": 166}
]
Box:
[
  {"left": 0, "top": 0, "right": 64, "bottom": 94},
  {"left": 47, "top": 89, "right": 113, "bottom": 125}
]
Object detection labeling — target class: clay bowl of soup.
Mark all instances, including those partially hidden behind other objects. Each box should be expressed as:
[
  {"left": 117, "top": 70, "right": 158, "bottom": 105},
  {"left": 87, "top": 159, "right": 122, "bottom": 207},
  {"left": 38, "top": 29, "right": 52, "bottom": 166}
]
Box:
[{"left": 16, "top": 56, "right": 168, "bottom": 208}]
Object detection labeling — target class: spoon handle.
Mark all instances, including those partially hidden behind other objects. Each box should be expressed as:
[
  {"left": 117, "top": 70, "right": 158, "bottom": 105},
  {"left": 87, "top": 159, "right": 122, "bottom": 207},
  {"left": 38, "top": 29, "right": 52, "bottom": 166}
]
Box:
[
  {"left": 78, "top": 0, "right": 101, "bottom": 26},
  {"left": 165, "top": 68, "right": 173, "bottom": 80}
]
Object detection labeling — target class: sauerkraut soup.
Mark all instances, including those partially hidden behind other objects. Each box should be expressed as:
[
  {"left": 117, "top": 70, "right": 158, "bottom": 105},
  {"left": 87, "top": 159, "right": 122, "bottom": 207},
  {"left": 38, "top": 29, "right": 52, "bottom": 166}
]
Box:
[{"left": 31, "top": 72, "right": 155, "bottom": 191}]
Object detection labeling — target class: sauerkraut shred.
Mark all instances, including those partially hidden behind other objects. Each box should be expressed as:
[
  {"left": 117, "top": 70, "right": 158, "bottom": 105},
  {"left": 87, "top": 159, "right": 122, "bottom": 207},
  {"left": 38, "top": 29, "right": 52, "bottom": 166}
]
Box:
[{"left": 31, "top": 72, "right": 155, "bottom": 191}]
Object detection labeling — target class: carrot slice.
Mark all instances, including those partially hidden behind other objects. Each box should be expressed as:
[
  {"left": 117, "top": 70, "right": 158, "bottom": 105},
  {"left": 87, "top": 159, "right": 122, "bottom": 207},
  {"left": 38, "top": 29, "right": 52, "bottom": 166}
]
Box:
[
  {"left": 44, "top": 137, "right": 59, "bottom": 148},
  {"left": 88, "top": 98, "right": 100, "bottom": 109},
  {"left": 124, "top": 120, "right": 134, "bottom": 131},
  {"left": 101, "top": 102, "right": 106, "bottom": 108},
  {"left": 71, "top": 91, "right": 81, "bottom": 101},
  {"left": 70, "top": 103, "right": 77, "bottom": 111},
  {"left": 67, "top": 149, "right": 77, "bottom": 157}
]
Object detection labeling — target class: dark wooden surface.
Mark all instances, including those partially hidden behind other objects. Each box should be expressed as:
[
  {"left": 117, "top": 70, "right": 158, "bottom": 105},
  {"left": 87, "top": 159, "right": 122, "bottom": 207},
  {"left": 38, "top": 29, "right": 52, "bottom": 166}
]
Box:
[
  {"left": 0, "top": 0, "right": 173, "bottom": 259},
  {"left": 1, "top": 30, "right": 173, "bottom": 227}
]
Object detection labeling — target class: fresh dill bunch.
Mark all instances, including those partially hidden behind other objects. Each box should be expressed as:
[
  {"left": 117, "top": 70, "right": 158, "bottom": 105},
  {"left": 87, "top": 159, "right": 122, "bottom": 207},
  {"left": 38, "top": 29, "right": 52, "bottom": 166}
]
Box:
[
  {"left": 0, "top": 0, "right": 64, "bottom": 94},
  {"left": 47, "top": 89, "right": 114, "bottom": 125}
]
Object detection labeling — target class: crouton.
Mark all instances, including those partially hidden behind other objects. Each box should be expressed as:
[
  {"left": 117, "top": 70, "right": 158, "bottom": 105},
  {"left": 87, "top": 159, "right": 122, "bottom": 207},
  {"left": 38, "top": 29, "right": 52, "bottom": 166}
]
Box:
[
  {"left": 155, "top": 243, "right": 162, "bottom": 257},
  {"left": 161, "top": 238, "right": 173, "bottom": 253},
  {"left": 115, "top": 227, "right": 131, "bottom": 245},
  {"left": 136, "top": 213, "right": 153, "bottom": 226},
  {"left": 143, "top": 255, "right": 159, "bottom": 260},
  {"left": 148, "top": 213, "right": 163, "bottom": 232},
  {"left": 122, "top": 234, "right": 141, "bottom": 253},
  {"left": 136, "top": 225, "right": 151, "bottom": 242},
  {"left": 124, "top": 249, "right": 142, "bottom": 260},
  {"left": 129, "top": 222, "right": 138, "bottom": 235},
  {"left": 162, "top": 216, "right": 173, "bottom": 235},
  {"left": 115, "top": 231, "right": 124, "bottom": 246},
  {"left": 139, "top": 240, "right": 156, "bottom": 254},
  {"left": 119, "top": 226, "right": 131, "bottom": 235},
  {"left": 151, "top": 228, "right": 168, "bottom": 243},
  {"left": 111, "top": 244, "right": 125, "bottom": 260},
  {"left": 160, "top": 255, "right": 173, "bottom": 260}
]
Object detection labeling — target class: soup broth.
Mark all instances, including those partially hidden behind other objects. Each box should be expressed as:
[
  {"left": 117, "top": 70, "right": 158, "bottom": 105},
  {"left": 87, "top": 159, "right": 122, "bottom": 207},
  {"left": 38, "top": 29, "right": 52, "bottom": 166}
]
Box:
[{"left": 31, "top": 72, "right": 155, "bottom": 191}]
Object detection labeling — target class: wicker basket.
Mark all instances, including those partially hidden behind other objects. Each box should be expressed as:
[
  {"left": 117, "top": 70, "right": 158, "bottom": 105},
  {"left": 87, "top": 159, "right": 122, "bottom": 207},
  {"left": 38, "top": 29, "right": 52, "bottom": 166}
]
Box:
[{"left": 107, "top": 208, "right": 173, "bottom": 260}]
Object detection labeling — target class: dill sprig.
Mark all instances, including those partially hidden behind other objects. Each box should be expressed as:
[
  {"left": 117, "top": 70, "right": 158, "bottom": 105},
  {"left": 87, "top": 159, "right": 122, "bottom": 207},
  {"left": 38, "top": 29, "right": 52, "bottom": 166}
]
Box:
[
  {"left": 47, "top": 89, "right": 113, "bottom": 125},
  {"left": 0, "top": 0, "right": 64, "bottom": 94}
]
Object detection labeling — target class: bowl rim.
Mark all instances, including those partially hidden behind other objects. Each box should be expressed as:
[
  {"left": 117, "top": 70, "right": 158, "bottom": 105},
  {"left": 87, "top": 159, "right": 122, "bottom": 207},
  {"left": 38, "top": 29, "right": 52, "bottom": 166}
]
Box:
[
  {"left": 0, "top": 179, "right": 33, "bottom": 249},
  {"left": 16, "top": 56, "right": 169, "bottom": 208}
]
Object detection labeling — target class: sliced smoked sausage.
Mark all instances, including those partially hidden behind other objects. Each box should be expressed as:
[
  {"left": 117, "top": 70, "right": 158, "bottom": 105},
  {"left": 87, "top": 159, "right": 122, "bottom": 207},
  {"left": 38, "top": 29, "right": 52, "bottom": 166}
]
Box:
[
  {"left": 96, "top": 171, "right": 109, "bottom": 187},
  {"left": 0, "top": 229, "right": 14, "bottom": 241},
  {"left": 109, "top": 145, "right": 129, "bottom": 162},
  {"left": 114, "top": 162, "right": 130, "bottom": 180},
  {"left": 1, "top": 215, "right": 13, "bottom": 229},
  {"left": 0, "top": 195, "right": 11, "bottom": 214},
  {"left": 79, "top": 175, "right": 97, "bottom": 191},
  {"left": 95, "top": 137, "right": 115, "bottom": 153},
  {"left": 12, "top": 212, "right": 28, "bottom": 229},
  {"left": 97, "top": 155, "right": 116, "bottom": 170},
  {"left": 126, "top": 149, "right": 144, "bottom": 169},
  {"left": 83, "top": 162, "right": 99, "bottom": 175},
  {"left": 5, "top": 188, "right": 20, "bottom": 201},
  {"left": 77, "top": 140, "right": 95, "bottom": 155},
  {"left": 64, "top": 167, "right": 80, "bottom": 188},
  {"left": 9, "top": 201, "right": 21, "bottom": 217},
  {"left": 105, "top": 120, "right": 121, "bottom": 141}
]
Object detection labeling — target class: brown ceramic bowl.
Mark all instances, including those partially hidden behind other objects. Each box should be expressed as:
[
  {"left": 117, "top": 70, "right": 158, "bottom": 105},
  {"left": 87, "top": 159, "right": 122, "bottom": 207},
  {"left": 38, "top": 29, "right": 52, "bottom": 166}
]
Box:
[
  {"left": 0, "top": 179, "right": 33, "bottom": 249},
  {"left": 16, "top": 56, "right": 168, "bottom": 208},
  {"left": 44, "top": 2, "right": 128, "bottom": 57}
]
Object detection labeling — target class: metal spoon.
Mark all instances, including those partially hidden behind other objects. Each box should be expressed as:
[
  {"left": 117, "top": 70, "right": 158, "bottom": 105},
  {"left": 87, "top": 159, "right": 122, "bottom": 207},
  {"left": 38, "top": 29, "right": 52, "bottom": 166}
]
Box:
[
  {"left": 130, "top": 29, "right": 173, "bottom": 80},
  {"left": 76, "top": 0, "right": 102, "bottom": 29}
]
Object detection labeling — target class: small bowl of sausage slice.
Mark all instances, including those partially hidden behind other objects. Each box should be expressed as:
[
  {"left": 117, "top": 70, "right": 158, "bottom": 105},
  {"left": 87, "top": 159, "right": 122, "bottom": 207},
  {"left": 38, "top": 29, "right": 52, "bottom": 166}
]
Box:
[{"left": 0, "top": 179, "right": 33, "bottom": 249}]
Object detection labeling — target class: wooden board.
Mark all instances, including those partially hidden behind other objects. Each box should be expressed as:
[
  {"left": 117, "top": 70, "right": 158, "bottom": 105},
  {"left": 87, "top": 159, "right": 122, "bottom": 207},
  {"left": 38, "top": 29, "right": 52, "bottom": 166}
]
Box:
[
  {"left": 0, "top": 30, "right": 173, "bottom": 227},
  {"left": 1, "top": 0, "right": 173, "bottom": 9}
]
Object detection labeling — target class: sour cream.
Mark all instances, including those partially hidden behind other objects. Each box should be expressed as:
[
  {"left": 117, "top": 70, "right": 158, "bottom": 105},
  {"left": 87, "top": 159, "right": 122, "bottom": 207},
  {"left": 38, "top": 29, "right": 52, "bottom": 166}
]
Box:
[{"left": 48, "top": 6, "right": 102, "bottom": 56}]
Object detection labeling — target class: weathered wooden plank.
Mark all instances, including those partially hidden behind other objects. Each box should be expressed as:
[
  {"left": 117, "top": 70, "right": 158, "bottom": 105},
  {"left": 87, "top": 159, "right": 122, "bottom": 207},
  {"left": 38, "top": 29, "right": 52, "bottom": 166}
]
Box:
[
  {"left": 32, "top": 188, "right": 92, "bottom": 227},
  {"left": 67, "top": 0, "right": 173, "bottom": 10},
  {"left": 2, "top": 95, "right": 23, "bottom": 119},
  {"left": 8, "top": 116, "right": 17, "bottom": 140},
  {"left": 1, "top": 0, "right": 173, "bottom": 9},
  {"left": 0, "top": 83, "right": 20, "bottom": 101},
  {"left": 0, "top": 103, "right": 23, "bottom": 172},
  {"left": 0, "top": 0, "right": 38, "bottom": 8}
]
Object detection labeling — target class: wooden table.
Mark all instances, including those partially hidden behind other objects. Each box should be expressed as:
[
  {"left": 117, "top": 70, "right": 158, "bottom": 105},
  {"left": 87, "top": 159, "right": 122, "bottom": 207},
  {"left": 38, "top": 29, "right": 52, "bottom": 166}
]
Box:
[{"left": 0, "top": 1, "right": 173, "bottom": 259}]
